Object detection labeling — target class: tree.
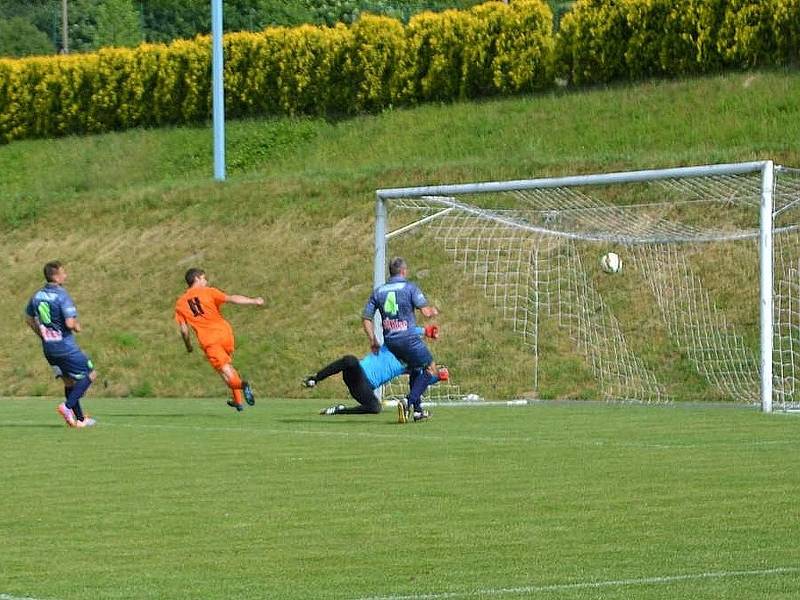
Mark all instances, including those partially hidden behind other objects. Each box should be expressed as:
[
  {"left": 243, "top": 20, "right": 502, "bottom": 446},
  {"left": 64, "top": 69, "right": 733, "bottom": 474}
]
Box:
[
  {"left": 68, "top": 0, "right": 143, "bottom": 52},
  {"left": 0, "top": 0, "right": 54, "bottom": 20},
  {"left": 141, "top": 0, "right": 316, "bottom": 43},
  {"left": 0, "top": 16, "right": 55, "bottom": 57},
  {"left": 94, "top": 0, "right": 145, "bottom": 48},
  {"left": 224, "top": 0, "right": 316, "bottom": 32},
  {"left": 141, "top": 0, "right": 208, "bottom": 43}
]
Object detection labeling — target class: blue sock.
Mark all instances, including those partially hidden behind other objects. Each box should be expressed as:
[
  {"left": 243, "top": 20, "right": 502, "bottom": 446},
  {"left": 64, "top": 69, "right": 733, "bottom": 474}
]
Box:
[
  {"left": 407, "top": 370, "right": 420, "bottom": 411},
  {"left": 66, "top": 377, "right": 92, "bottom": 421},
  {"left": 408, "top": 368, "right": 431, "bottom": 412},
  {"left": 62, "top": 386, "right": 82, "bottom": 420}
]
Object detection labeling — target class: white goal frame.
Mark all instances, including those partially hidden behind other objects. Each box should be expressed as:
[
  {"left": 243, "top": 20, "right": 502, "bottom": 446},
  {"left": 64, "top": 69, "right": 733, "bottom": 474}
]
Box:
[{"left": 374, "top": 161, "right": 784, "bottom": 412}]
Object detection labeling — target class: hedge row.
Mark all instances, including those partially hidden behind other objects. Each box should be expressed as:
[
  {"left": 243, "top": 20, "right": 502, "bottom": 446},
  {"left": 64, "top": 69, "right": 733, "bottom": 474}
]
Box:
[
  {"left": 556, "top": 0, "right": 800, "bottom": 85},
  {"left": 0, "top": 0, "right": 552, "bottom": 142},
  {"left": 1, "top": 0, "right": 799, "bottom": 143}
]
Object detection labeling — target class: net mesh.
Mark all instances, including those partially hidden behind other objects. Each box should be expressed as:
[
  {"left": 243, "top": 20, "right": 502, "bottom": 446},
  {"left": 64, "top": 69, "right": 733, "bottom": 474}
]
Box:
[{"left": 380, "top": 165, "right": 800, "bottom": 408}]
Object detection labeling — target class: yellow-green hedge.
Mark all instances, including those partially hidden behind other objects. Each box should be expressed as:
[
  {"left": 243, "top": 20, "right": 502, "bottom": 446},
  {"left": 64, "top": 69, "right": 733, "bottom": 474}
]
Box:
[
  {"left": 718, "top": 0, "right": 800, "bottom": 67},
  {"left": 3, "top": 0, "right": 798, "bottom": 143},
  {"left": 0, "top": 0, "right": 554, "bottom": 143},
  {"left": 556, "top": 0, "right": 800, "bottom": 86},
  {"left": 397, "top": 0, "right": 553, "bottom": 103}
]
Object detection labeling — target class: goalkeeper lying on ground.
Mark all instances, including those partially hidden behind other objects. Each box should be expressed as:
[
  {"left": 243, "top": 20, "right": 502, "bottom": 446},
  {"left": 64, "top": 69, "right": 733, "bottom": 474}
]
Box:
[{"left": 302, "top": 325, "right": 448, "bottom": 422}]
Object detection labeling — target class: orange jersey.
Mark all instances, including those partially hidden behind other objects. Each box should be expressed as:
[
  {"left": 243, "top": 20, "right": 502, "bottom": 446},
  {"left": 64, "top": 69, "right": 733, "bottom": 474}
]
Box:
[{"left": 174, "top": 286, "right": 234, "bottom": 348}]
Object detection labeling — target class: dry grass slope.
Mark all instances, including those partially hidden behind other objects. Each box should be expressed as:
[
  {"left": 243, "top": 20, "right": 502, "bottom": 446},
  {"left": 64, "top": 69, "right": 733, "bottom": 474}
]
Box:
[{"left": 2, "top": 70, "right": 800, "bottom": 401}]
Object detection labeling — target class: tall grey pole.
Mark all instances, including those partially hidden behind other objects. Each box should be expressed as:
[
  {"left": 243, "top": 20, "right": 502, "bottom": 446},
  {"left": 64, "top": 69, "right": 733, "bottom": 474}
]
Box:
[
  {"left": 211, "top": 0, "right": 226, "bottom": 181},
  {"left": 61, "top": 0, "right": 69, "bottom": 53},
  {"left": 374, "top": 196, "right": 387, "bottom": 287}
]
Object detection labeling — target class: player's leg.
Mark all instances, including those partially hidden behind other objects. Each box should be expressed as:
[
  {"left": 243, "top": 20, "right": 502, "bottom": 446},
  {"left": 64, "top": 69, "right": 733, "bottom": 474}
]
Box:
[
  {"left": 57, "top": 388, "right": 77, "bottom": 426},
  {"left": 317, "top": 356, "right": 381, "bottom": 415},
  {"left": 219, "top": 363, "right": 246, "bottom": 410},
  {"left": 408, "top": 367, "right": 433, "bottom": 421},
  {"left": 408, "top": 363, "right": 436, "bottom": 408},
  {"left": 388, "top": 336, "right": 434, "bottom": 418},
  {"left": 49, "top": 362, "right": 76, "bottom": 426},
  {"left": 222, "top": 336, "right": 255, "bottom": 406},
  {"left": 303, "top": 355, "right": 353, "bottom": 388},
  {"left": 206, "top": 344, "right": 247, "bottom": 411},
  {"left": 339, "top": 357, "right": 381, "bottom": 414},
  {"left": 333, "top": 398, "right": 380, "bottom": 414},
  {"left": 51, "top": 352, "right": 96, "bottom": 427},
  {"left": 71, "top": 371, "right": 98, "bottom": 427}
]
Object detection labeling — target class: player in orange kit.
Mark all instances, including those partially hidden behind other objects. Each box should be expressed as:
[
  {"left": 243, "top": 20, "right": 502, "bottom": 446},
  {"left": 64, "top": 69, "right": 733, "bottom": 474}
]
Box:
[{"left": 175, "top": 268, "right": 264, "bottom": 411}]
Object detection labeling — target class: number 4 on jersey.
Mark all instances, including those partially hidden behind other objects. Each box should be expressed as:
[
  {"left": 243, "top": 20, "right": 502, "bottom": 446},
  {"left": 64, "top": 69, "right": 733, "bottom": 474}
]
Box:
[
  {"left": 37, "top": 302, "right": 52, "bottom": 324},
  {"left": 383, "top": 291, "right": 398, "bottom": 316}
]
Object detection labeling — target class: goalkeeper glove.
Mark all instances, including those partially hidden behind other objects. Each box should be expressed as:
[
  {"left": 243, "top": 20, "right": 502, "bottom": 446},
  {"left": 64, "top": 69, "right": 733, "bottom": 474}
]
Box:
[{"left": 424, "top": 324, "right": 439, "bottom": 339}]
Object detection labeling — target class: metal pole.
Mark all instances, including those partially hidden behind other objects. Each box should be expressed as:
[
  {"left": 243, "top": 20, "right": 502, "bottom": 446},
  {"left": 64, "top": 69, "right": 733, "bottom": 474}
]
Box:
[
  {"left": 760, "top": 161, "right": 775, "bottom": 412},
  {"left": 61, "top": 0, "right": 69, "bottom": 54},
  {"left": 373, "top": 193, "right": 387, "bottom": 327},
  {"left": 376, "top": 161, "right": 768, "bottom": 200},
  {"left": 373, "top": 194, "right": 387, "bottom": 400},
  {"left": 211, "top": 0, "right": 226, "bottom": 181}
]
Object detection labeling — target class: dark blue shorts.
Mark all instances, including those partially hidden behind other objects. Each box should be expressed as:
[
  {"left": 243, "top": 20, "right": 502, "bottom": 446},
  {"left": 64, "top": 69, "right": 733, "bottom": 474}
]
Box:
[
  {"left": 385, "top": 335, "right": 433, "bottom": 369},
  {"left": 45, "top": 349, "right": 95, "bottom": 380}
]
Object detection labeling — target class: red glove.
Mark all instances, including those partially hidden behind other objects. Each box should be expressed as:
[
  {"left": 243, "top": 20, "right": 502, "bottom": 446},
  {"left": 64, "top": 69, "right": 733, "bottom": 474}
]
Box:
[
  {"left": 437, "top": 366, "right": 449, "bottom": 381},
  {"left": 425, "top": 324, "right": 439, "bottom": 339}
]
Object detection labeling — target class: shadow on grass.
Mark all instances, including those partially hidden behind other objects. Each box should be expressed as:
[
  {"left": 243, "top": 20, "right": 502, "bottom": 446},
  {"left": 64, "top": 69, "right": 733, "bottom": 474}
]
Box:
[
  {"left": 0, "top": 423, "right": 65, "bottom": 429},
  {"left": 276, "top": 417, "right": 399, "bottom": 426},
  {"left": 104, "top": 413, "right": 210, "bottom": 418}
]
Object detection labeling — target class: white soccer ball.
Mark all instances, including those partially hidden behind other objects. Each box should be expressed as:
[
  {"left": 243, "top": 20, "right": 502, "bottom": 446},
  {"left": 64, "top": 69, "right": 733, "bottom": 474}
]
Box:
[{"left": 600, "top": 251, "right": 622, "bottom": 274}]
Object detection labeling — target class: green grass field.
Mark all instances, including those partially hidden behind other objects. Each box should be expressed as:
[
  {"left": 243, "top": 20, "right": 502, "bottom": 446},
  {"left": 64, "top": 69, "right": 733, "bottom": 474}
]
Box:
[{"left": 2, "top": 397, "right": 799, "bottom": 599}]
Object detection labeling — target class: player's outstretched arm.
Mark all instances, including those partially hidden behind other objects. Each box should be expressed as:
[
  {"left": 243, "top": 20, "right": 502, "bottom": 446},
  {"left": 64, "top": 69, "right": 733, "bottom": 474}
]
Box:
[{"left": 225, "top": 294, "right": 265, "bottom": 306}]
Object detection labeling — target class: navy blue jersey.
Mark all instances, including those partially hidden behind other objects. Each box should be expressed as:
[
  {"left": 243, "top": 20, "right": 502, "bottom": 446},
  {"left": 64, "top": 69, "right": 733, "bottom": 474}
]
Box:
[
  {"left": 363, "top": 276, "right": 428, "bottom": 342},
  {"left": 25, "top": 284, "right": 80, "bottom": 356}
]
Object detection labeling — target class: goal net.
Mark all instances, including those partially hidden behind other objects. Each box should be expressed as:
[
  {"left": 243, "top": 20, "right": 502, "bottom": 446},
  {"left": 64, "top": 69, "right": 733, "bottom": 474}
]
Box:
[{"left": 374, "top": 161, "right": 800, "bottom": 411}]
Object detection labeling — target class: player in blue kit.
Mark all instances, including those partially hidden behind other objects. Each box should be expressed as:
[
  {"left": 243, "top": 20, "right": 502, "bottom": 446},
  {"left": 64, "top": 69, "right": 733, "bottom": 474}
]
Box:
[
  {"left": 25, "top": 261, "right": 97, "bottom": 428},
  {"left": 363, "top": 257, "right": 440, "bottom": 422},
  {"left": 302, "top": 326, "right": 448, "bottom": 421}
]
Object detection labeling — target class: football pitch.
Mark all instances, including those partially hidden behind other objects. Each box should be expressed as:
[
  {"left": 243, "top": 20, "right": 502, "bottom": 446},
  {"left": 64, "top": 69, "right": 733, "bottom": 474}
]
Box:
[{"left": 1, "top": 397, "right": 799, "bottom": 600}]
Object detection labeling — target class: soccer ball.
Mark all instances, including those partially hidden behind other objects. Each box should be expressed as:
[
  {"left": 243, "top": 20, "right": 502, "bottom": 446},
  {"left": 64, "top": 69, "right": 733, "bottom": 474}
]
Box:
[{"left": 599, "top": 252, "right": 622, "bottom": 274}]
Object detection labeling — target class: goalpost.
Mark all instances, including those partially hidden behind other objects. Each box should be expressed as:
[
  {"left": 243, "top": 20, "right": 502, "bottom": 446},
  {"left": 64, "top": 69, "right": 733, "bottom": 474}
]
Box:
[{"left": 374, "top": 161, "right": 800, "bottom": 412}]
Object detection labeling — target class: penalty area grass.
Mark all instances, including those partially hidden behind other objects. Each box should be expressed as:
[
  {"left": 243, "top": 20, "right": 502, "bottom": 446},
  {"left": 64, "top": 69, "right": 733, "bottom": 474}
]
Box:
[{"left": 1, "top": 397, "right": 799, "bottom": 600}]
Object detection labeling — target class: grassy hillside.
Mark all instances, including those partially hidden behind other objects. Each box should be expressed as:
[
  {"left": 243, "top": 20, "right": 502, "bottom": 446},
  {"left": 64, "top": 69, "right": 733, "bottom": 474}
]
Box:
[{"left": 2, "top": 69, "right": 800, "bottom": 400}]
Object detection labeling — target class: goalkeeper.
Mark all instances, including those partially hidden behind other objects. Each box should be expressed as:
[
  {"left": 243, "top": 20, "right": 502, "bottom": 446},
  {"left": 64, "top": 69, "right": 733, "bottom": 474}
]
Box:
[{"left": 302, "top": 325, "right": 448, "bottom": 418}]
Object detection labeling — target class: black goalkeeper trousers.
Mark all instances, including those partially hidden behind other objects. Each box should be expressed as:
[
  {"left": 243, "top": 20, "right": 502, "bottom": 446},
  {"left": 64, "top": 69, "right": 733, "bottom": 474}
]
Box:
[{"left": 314, "top": 355, "right": 382, "bottom": 414}]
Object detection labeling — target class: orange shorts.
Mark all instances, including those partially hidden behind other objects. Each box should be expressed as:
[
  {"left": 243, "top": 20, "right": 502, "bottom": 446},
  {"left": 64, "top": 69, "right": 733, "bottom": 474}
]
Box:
[{"left": 201, "top": 336, "right": 235, "bottom": 371}]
